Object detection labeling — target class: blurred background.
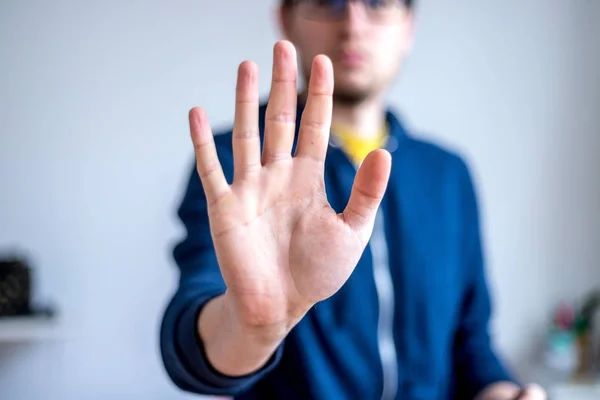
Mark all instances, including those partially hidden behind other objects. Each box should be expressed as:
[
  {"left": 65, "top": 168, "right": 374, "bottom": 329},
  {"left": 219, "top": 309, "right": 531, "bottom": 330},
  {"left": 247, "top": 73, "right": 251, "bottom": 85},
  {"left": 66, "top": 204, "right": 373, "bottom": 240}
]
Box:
[{"left": 0, "top": 0, "right": 599, "bottom": 399}]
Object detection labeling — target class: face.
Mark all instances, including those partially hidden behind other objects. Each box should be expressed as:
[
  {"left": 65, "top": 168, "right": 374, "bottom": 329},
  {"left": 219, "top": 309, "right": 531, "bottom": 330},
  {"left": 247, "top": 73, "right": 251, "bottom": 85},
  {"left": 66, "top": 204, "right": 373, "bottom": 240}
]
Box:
[{"left": 279, "top": 0, "right": 414, "bottom": 104}]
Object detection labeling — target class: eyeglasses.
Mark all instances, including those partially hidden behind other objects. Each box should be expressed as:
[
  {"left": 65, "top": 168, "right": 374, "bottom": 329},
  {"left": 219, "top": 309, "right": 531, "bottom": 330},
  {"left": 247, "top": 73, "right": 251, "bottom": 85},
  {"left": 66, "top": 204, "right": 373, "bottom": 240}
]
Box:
[{"left": 293, "top": 0, "right": 408, "bottom": 23}]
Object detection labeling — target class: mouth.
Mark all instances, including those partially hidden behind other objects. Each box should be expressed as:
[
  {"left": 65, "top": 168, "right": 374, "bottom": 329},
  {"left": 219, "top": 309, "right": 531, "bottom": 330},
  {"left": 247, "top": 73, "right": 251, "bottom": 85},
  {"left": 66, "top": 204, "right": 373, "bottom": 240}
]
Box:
[{"left": 335, "top": 49, "right": 367, "bottom": 67}]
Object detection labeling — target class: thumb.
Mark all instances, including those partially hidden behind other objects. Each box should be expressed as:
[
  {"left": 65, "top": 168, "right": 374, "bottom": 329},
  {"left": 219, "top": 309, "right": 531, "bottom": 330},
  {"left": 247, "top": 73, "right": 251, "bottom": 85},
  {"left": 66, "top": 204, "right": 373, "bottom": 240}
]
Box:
[{"left": 342, "top": 149, "right": 392, "bottom": 242}]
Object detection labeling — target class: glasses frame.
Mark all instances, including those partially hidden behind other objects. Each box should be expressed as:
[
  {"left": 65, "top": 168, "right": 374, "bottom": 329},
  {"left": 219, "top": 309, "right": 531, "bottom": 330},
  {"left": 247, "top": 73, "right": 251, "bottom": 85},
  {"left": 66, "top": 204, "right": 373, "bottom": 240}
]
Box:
[{"left": 292, "top": 0, "right": 408, "bottom": 24}]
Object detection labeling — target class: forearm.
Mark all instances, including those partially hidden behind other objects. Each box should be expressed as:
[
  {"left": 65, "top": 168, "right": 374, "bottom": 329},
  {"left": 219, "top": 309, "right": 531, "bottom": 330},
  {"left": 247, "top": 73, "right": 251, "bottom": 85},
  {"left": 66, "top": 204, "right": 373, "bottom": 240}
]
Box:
[{"left": 198, "top": 293, "right": 291, "bottom": 377}]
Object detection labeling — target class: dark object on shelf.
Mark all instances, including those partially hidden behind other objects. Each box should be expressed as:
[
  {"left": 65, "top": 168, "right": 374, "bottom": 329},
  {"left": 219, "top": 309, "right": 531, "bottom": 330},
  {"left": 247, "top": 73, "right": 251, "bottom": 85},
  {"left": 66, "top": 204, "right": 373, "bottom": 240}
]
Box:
[{"left": 0, "top": 257, "right": 32, "bottom": 316}]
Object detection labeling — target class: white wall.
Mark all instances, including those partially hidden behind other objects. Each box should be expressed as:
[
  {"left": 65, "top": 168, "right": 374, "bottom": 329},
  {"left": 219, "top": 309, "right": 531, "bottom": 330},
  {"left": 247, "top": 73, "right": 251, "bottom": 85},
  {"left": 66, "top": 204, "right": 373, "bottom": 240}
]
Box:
[
  {"left": 396, "top": 0, "right": 600, "bottom": 380},
  {"left": 0, "top": 1, "right": 598, "bottom": 399}
]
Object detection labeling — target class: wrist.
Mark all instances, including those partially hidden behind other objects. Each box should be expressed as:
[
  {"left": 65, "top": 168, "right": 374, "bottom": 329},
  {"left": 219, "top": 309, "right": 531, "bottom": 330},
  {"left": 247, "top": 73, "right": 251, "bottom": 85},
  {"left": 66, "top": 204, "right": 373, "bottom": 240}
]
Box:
[{"left": 222, "top": 291, "right": 312, "bottom": 343}]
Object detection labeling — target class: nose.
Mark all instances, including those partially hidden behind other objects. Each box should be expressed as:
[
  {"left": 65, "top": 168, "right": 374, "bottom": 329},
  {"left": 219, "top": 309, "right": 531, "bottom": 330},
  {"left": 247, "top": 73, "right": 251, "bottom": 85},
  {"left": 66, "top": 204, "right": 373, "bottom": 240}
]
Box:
[
  {"left": 347, "top": 2, "right": 369, "bottom": 21},
  {"left": 342, "top": 2, "right": 370, "bottom": 35}
]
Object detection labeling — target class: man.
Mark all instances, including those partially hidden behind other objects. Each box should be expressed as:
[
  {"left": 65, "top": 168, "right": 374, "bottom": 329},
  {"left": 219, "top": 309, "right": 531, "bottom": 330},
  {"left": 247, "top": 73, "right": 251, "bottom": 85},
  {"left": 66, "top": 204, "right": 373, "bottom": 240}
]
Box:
[{"left": 160, "top": 1, "right": 546, "bottom": 399}]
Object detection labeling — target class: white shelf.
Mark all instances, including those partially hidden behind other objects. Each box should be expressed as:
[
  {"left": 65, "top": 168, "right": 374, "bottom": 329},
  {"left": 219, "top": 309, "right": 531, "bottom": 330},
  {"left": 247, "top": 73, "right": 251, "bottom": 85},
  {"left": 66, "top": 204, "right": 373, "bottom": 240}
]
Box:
[{"left": 0, "top": 315, "right": 62, "bottom": 342}]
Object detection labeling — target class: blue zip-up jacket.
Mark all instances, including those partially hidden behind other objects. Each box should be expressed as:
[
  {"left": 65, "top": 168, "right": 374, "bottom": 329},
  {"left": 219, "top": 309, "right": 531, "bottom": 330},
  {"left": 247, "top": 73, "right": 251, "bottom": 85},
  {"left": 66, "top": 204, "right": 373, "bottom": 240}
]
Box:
[{"left": 160, "top": 100, "right": 515, "bottom": 400}]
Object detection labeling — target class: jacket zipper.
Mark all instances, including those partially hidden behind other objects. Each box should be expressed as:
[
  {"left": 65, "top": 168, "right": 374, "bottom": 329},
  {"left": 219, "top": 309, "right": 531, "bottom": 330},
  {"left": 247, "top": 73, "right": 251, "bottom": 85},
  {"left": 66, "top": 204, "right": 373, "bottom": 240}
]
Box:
[{"left": 370, "top": 210, "right": 398, "bottom": 400}]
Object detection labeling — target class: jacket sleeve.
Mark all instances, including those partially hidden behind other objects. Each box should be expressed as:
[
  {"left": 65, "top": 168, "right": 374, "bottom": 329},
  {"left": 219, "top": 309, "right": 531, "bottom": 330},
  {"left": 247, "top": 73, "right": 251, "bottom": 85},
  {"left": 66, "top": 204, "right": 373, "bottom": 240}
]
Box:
[
  {"left": 451, "top": 157, "right": 518, "bottom": 399},
  {"left": 159, "top": 134, "right": 283, "bottom": 396}
]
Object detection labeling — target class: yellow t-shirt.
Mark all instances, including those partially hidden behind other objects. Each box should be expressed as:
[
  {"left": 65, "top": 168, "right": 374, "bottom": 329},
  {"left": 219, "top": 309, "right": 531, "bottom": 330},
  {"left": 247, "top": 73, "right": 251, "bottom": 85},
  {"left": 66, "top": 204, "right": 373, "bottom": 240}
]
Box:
[{"left": 331, "top": 123, "right": 388, "bottom": 166}]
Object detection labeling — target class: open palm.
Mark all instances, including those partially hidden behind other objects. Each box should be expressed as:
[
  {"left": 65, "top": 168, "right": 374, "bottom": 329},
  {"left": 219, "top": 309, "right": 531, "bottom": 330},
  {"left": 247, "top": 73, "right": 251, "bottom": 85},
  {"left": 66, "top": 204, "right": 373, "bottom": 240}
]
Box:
[{"left": 189, "top": 41, "right": 391, "bottom": 330}]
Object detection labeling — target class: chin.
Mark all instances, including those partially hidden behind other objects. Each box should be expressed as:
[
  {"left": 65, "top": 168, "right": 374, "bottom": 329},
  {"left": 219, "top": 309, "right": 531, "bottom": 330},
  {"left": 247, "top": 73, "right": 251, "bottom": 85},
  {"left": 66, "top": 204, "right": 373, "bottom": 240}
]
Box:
[
  {"left": 333, "top": 71, "right": 374, "bottom": 98},
  {"left": 332, "top": 87, "right": 373, "bottom": 105},
  {"left": 332, "top": 80, "right": 374, "bottom": 104}
]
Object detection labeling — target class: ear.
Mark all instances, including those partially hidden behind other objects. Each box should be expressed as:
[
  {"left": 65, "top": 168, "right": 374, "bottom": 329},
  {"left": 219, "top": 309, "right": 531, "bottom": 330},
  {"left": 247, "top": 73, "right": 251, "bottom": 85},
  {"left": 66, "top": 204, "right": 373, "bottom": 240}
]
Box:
[{"left": 402, "top": 11, "right": 416, "bottom": 55}]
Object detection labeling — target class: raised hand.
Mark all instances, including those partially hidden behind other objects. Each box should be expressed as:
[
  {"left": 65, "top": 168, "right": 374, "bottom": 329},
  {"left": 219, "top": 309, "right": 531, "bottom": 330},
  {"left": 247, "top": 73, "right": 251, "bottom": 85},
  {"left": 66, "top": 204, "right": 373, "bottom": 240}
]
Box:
[{"left": 190, "top": 41, "right": 391, "bottom": 373}]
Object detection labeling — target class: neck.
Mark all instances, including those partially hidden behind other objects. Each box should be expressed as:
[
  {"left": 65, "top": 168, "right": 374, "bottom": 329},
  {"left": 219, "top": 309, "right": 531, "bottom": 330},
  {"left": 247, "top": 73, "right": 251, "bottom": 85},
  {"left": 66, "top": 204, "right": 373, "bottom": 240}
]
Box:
[
  {"left": 332, "top": 95, "right": 387, "bottom": 139},
  {"left": 300, "top": 91, "right": 387, "bottom": 139}
]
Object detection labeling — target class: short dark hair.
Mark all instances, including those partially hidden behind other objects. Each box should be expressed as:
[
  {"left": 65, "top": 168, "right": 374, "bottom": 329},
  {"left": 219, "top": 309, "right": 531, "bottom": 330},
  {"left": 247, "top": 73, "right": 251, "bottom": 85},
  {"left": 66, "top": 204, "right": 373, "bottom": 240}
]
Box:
[{"left": 282, "top": 0, "right": 415, "bottom": 9}]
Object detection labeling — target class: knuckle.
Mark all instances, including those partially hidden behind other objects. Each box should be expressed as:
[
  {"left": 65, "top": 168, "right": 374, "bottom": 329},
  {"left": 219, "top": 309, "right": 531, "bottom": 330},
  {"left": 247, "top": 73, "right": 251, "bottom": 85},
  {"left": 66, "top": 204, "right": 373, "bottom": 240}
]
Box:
[
  {"left": 267, "top": 111, "right": 296, "bottom": 124},
  {"left": 233, "top": 127, "right": 259, "bottom": 140},
  {"left": 198, "top": 161, "right": 220, "bottom": 179},
  {"left": 302, "top": 119, "right": 329, "bottom": 132},
  {"left": 237, "top": 162, "right": 262, "bottom": 175},
  {"left": 193, "top": 139, "right": 212, "bottom": 153},
  {"left": 263, "top": 152, "right": 291, "bottom": 164}
]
